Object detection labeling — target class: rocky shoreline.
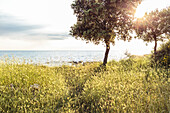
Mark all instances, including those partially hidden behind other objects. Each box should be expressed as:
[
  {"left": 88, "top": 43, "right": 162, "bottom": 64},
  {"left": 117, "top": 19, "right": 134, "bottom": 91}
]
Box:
[{"left": 45, "top": 60, "right": 100, "bottom": 66}]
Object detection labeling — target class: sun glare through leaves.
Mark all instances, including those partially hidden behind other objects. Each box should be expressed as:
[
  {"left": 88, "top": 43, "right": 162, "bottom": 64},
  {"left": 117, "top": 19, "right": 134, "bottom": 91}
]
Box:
[{"left": 134, "top": 0, "right": 170, "bottom": 18}]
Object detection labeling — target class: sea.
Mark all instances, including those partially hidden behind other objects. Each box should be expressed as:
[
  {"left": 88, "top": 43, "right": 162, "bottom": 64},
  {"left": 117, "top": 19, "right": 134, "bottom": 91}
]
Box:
[{"left": 0, "top": 50, "right": 126, "bottom": 66}]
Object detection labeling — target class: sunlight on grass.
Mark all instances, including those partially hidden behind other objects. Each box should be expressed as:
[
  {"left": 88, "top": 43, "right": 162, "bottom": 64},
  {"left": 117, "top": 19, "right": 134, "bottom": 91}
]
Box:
[{"left": 0, "top": 56, "right": 169, "bottom": 112}]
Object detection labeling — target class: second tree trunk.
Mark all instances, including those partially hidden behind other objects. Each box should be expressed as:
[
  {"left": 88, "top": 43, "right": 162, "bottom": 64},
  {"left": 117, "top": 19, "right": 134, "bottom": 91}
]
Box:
[{"left": 154, "top": 38, "right": 157, "bottom": 56}]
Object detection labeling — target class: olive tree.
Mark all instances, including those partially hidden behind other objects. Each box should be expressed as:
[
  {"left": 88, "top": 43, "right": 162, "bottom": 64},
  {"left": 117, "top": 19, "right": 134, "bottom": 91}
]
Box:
[
  {"left": 134, "top": 7, "right": 170, "bottom": 56},
  {"left": 70, "top": 0, "right": 142, "bottom": 65}
]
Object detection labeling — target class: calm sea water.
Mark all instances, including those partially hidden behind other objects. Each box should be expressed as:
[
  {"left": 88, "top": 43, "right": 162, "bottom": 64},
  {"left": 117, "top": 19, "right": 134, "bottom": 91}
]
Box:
[{"left": 0, "top": 50, "right": 126, "bottom": 66}]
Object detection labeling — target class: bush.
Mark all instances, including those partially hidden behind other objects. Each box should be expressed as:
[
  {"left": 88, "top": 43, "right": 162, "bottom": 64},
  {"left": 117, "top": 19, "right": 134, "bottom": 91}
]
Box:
[{"left": 152, "top": 40, "right": 170, "bottom": 68}]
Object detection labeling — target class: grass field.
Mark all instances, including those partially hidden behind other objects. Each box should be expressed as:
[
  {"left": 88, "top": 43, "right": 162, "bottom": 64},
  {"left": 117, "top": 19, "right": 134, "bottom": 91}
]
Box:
[{"left": 0, "top": 56, "right": 169, "bottom": 112}]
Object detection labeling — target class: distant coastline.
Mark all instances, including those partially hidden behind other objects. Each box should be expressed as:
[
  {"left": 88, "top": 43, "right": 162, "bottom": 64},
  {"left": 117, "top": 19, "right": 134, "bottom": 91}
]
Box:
[{"left": 0, "top": 50, "right": 126, "bottom": 66}]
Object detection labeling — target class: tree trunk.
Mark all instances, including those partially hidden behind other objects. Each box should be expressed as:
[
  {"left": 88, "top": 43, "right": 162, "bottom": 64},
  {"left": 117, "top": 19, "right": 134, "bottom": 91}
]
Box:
[
  {"left": 154, "top": 36, "right": 157, "bottom": 56},
  {"left": 103, "top": 42, "right": 110, "bottom": 66}
]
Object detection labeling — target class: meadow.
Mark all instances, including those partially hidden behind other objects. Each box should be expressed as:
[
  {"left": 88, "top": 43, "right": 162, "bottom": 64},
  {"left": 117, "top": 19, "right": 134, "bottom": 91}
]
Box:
[{"left": 0, "top": 53, "right": 169, "bottom": 113}]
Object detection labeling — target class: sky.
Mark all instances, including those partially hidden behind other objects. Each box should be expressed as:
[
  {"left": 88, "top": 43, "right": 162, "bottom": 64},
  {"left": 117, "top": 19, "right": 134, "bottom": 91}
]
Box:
[{"left": 0, "top": 0, "right": 169, "bottom": 55}]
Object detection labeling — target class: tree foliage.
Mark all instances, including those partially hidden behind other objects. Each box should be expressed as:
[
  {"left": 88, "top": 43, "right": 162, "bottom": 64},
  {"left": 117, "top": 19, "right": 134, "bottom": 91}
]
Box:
[
  {"left": 134, "top": 7, "right": 170, "bottom": 54},
  {"left": 70, "top": 0, "right": 142, "bottom": 65}
]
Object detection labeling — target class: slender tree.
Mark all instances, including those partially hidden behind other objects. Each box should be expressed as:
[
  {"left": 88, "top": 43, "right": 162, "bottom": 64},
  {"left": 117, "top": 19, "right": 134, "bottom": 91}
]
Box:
[
  {"left": 70, "top": 0, "right": 142, "bottom": 65},
  {"left": 134, "top": 7, "right": 170, "bottom": 56}
]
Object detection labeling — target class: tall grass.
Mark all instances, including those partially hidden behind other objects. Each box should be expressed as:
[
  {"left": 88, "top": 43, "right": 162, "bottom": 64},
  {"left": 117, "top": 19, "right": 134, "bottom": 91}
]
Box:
[{"left": 0, "top": 56, "right": 169, "bottom": 112}]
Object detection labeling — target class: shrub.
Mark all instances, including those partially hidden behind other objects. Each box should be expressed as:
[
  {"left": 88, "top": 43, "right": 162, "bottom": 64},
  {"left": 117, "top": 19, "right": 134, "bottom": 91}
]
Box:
[{"left": 152, "top": 40, "right": 170, "bottom": 68}]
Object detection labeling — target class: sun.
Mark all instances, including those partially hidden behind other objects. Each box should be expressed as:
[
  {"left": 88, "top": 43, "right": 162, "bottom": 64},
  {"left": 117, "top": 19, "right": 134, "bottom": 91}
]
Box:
[
  {"left": 134, "top": 5, "right": 146, "bottom": 18},
  {"left": 134, "top": 0, "right": 170, "bottom": 18}
]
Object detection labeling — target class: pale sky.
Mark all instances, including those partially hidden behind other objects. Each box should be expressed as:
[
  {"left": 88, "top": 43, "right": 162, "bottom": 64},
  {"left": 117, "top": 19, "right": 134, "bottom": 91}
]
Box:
[{"left": 0, "top": 0, "right": 169, "bottom": 55}]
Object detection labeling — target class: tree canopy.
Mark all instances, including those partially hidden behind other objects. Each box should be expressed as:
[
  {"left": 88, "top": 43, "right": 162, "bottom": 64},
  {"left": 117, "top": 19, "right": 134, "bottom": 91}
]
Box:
[
  {"left": 134, "top": 7, "right": 170, "bottom": 55},
  {"left": 70, "top": 0, "right": 142, "bottom": 65}
]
